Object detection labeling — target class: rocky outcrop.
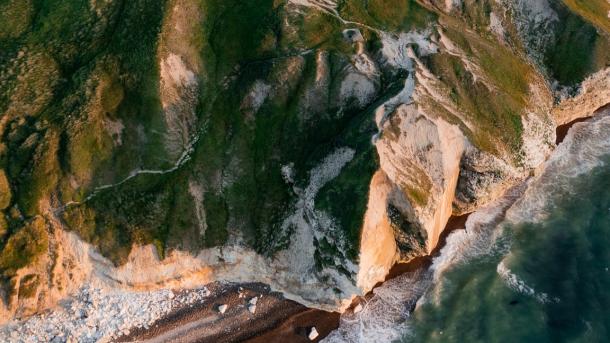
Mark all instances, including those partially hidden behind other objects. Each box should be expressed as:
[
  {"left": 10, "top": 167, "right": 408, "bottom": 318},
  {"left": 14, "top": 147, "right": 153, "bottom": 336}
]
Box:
[
  {"left": 453, "top": 147, "right": 516, "bottom": 215},
  {"left": 375, "top": 103, "right": 465, "bottom": 253},
  {"left": 1, "top": 0, "right": 609, "bottom": 326},
  {"left": 553, "top": 68, "right": 610, "bottom": 126},
  {"left": 356, "top": 171, "right": 398, "bottom": 292}
]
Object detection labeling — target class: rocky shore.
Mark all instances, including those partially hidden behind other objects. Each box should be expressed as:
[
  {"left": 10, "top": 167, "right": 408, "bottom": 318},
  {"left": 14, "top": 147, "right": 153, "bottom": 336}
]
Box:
[{"left": 115, "top": 283, "right": 339, "bottom": 343}]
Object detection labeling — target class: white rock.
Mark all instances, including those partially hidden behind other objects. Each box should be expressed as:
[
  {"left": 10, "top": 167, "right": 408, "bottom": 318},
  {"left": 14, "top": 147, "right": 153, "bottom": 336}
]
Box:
[
  {"left": 218, "top": 304, "right": 228, "bottom": 314},
  {"left": 353, "top": 303, "right": 363, "bottom": 313},
  {"left": 308, "top": 327, "right": 319, "bottom": 340},
  {"left": 247, "top": 304, "right": 256, "bottom": 314},
  {"left": 248, "top": 297, "right": 258, "bottom": 305}
]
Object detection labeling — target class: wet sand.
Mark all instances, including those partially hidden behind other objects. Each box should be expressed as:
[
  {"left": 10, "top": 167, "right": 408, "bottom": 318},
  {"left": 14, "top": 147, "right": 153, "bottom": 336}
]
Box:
[{"left": 246, "top": 309, "right": 340, "bottom": 343}]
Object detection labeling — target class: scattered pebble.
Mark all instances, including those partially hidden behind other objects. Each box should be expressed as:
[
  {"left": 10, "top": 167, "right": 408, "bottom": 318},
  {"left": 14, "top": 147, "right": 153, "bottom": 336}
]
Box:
[
  {"left": 308, "top": 326, "right": 319, "bottom": 340},
  {"left": 0, "top": 285, "right": 211, "bottom": 342}
]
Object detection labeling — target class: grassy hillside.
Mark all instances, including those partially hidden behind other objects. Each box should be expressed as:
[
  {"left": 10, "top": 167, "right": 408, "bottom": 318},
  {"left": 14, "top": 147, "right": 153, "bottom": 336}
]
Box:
[{"left": 0, "top": 0, "right": 608, "bottom": 293}]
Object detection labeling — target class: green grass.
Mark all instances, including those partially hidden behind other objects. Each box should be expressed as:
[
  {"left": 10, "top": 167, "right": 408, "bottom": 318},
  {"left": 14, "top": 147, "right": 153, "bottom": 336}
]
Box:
[
  {"left": 0, "top": 0, "right": 34, "bottom": 39},
  {"left": 0, "top": 213, "right": 8, "bottom": 241},
  {"left": 406, "top": 186, "right": 428, "bottom": 208},
  {"left": 5, "top": 0, "right": 593, "bottom": 278},
  {"left": 421, "top": 20, "right": 534, "bottom": 161},
  {"left": 425, "top": 52, "right": 524, "bottom": 158},
  {"left": 0, "top": 170, "right": 11, "bottom": 210},
  {"left": 1, "top": 0, "right": 388, "bottom": 269},
  {"left": 316, "top": 147, "right": 378, "bottom": 260},
  {"left": 63, "top": 171, "right": 174, "bottom": 265},
  {"left": 17, "top": 273, "right": 39, "bottom": 299},
  {"left": 0, "top": 217, "right": 48, "bottom": 276},
  {"left": 544, "top": 2, "right": 610, "bottom": 86},
  {"left": 563, "top": 0, "right": 610, "bottom": 34},
  {"left": 17, "top": 129, "right": 61, "bottom": 216},
  {"left": 458, "top": 0, "right": 493, "bottom": 31},
  {"left": 338, "top": 0, "right": 435, "bottom": 32}
]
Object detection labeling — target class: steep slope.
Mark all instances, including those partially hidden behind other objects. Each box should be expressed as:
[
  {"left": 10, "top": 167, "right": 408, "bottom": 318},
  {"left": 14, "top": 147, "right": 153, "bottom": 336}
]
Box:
[{"left": 0, "top": 0, "right": 609, "bottom": 322}]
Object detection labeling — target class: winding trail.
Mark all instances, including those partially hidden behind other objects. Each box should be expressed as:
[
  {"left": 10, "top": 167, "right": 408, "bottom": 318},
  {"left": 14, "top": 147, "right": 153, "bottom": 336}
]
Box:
[{"left": 53, "top": 129, "right": 203, "bottom": 214}]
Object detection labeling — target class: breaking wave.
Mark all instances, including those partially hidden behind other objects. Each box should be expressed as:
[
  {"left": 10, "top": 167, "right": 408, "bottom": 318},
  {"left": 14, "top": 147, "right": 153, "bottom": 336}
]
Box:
[
  {"left": 323, "top": 269, "right": 430, "bottom": 343},
  {"left": 326, "top": 112, "right": 610, "bottom": 342},
  {"left": 496, "top": 261, "right": 558, "bottom": 304}
]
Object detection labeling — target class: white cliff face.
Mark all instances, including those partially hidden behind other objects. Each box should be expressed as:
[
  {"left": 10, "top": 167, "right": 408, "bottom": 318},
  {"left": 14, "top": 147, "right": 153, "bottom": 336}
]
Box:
[
  {"left": 356, "top": 28, "right": 465, "bottom": 291},
  {"left": 553, "top": 68, "right": 610, "bottom": 125},
  {"left": 0, "top": 145, "right": 361, "bottom": 323},
  {"left": 357, "top": 171, "right": 399, "bottom": 292},
  {"left": 507, "top": 109, "right": 610, "bottom": 224},
  {"left": 499, "top": 0, "right": 558, "bottom": 63},
  {"left": 3, "top": 1, "right": 609, "bottom": 332},
  {"left": 375, "top": 104, "right": 465, "bottom": 253},
  {"left": 277, "top": 147, "right": 357, "bottom": 279},
  {"left": 240, "top": 80, "right": 271, "bottom": 122},
  {"left": 339, "top": 71, "right": 378, "bottom": 109},
  {"left": 338, "top": 37, "right": 381, "bottom": 111}
]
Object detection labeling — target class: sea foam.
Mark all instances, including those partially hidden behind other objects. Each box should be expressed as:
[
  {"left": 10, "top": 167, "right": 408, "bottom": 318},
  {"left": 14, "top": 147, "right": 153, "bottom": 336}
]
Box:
[{"left": 325, "top": 111, "right": 610, "bottom": 342}]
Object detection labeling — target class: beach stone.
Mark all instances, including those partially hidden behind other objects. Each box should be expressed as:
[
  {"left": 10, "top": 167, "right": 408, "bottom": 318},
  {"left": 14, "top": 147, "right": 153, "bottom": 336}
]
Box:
[
  {"left": 308, "top": 327, "right": 319, "bottom": 340},
  {"left": 218, "top": 304, "right": 228, "bottom": 314}
]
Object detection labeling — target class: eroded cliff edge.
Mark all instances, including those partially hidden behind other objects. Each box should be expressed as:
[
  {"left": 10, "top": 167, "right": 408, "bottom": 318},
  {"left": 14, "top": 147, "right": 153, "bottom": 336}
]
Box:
[{"left": 0, "top": 0, "right": 609, "bottom": 322}]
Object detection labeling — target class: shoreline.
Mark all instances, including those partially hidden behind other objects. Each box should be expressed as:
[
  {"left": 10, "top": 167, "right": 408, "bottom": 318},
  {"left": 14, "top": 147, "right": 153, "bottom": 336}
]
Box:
[
  {"left": 383, "top": 214, "right": 470, "bottom": 283},
  {"left": 556, "top": 103, "right": 610, "bottom": 145},
  {"left": 113, "top": 282, "right": 339, "bottom": 343},
  {"left": 117, "top": 214, "right": 471, "bottom": 343},
  {"left": 113, "top": 109, "right": 602, "bottom": 342}
]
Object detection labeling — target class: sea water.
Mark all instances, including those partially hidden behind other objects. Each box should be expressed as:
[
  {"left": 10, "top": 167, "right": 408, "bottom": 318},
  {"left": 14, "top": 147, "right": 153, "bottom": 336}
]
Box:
[
  {"left": 406, "top": 116, "right": 610, "bottom": 343},
  {"left": 324, "top": 115, "right": 610, "bottom": 343},
  {"left": 408, "top": 161, "right": 610, "bottom": 342}
]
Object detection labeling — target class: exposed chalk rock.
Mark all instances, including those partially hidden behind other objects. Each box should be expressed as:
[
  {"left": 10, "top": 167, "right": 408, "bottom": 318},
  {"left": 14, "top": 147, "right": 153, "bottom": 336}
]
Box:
[{"left": 308, "top": 326, "right": 319, "bottom": 340}]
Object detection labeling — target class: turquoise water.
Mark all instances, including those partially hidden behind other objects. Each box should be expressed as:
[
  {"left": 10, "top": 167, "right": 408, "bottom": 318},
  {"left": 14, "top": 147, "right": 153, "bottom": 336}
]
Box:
[{"left": 408, "top": 161, "right": 610, "bottom": 343}]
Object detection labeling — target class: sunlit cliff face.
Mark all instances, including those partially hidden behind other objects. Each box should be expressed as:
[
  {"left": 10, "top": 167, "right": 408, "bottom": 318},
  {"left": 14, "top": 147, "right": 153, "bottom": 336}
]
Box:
[{"left": 1, "top": 0, "right": 610, "bottom": 325}]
